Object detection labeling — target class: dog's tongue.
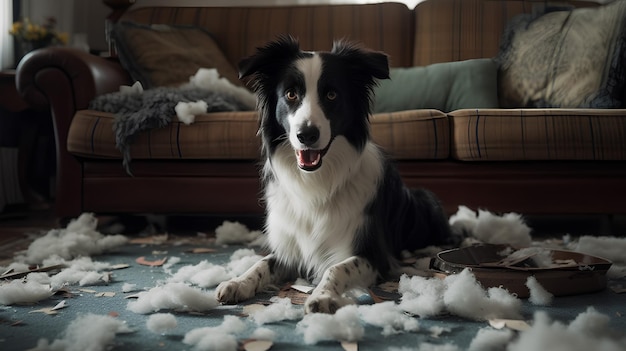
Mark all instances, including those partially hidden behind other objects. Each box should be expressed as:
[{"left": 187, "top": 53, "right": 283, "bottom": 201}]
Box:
[{"left": 297, "top": 149, "right": 322, "bottom": 168}]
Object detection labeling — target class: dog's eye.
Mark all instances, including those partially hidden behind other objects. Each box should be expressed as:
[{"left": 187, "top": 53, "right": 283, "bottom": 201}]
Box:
[
  {"left": 326, "top": 91, "right": 337, "bottom": 101},
  {"left": 285, "top": 90, "right": 298, "bottom": 101}
]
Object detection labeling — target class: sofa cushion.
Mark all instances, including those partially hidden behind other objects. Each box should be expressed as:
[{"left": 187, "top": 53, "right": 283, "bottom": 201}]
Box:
[
  {"left": 110, "top": 21, "right": 242, "bottom": 89},
  {"left": 497, "top": 0, "right": 626, "bottom": 108},
  {"left": 450, "top": 108, "right": 626, "bottom": 161},
  {"left": 370, "top": 110, "right": 449, "bottom": 159},
  {"left": 372, "top": 59, "right": 500, "bottom": 113},
  {"left": 67, "top": 110, "right": 262, "bottom": 160},
  {"left": 67, "top": 110, "right": 449, "bottom": 162}
]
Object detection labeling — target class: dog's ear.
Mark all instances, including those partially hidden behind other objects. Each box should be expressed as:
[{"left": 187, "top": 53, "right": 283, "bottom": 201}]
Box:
[
  {"left": 330, "top": 40, "right": 390, "bottom": 81},
  {"left": 238, "top": 35, "right": 302, "bottom": 80}
]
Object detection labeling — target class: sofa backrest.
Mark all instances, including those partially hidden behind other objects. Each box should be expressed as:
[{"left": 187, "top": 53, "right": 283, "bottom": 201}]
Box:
[
  {"left": 412, "top": 0, "right": 600, "bottom": 66},
  {"left": 120, "top": 2, "right": 414, "bottom": 68}
]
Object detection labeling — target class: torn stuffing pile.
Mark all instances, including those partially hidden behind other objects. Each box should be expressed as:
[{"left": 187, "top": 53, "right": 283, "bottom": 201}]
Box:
[
  {"left": 214, "top": 220, "right": 264, "bottom": 246},
  {"left": 183, "top": 315, "right": 246, "bottom": 351},
  {"left": 570, "top": 235, "right": 626, "bottom": 278},
  {"left": 127, "top": 282, "right": 219, "bottom": 314},
  {"left": 166, "top": 248, "right": 263, "bottom": 288},
  {"left": 398, "top": 268, "right": 522, "bottom": 321},
  {"left": 15, "top": 213, "right": 128, "bottom": 264},
  {"left": 0, "top": 213, "right": 128, "bottom": 305},
  {"left": 28, "top": 313, "right": 132, "bottom": 351},
  {"left": 449, "top": 206, "right": 532, "bottom": 247}
]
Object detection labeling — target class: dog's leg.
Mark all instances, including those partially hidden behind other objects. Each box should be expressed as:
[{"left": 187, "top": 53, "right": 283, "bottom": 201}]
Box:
[
  {"left": 215, "top": 254, "right": 277, "bottom": 303},
  {"left": 305, "top": 256, "right": 378, "bottom": 314}
]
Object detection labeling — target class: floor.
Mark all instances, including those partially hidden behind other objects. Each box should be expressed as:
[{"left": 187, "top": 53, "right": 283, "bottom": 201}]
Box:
[{"left": 2, "top": 202, "right": 625, "bottom": 241}]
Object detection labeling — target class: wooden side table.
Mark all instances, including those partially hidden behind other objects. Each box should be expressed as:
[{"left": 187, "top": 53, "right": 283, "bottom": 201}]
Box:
[{"left": 0, "top": 70, "right": 52, "bottom": 211}]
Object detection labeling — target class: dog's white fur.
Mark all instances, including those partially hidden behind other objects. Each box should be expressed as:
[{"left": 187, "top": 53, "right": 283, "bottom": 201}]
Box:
[
  {"left": 216, "top": 51, "right": 386, "bottom": 313},
  {"left": 216, "top": 39, "right": 451, "bottom": 314}
]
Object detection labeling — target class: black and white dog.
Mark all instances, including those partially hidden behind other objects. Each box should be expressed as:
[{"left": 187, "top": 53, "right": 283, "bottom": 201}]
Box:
[{"left": 216, "top": 36, "right": 453, "bottom": 314}]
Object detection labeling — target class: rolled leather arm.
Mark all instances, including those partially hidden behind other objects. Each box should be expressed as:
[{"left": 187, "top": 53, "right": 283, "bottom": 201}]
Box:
[{"left": 16, "top": 47, "right": 131, "bottom": 111}]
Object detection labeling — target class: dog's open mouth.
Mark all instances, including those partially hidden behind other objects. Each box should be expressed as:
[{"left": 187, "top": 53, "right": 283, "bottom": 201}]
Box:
[{"left": 296, "top": 141, "right": 333, "bottom": 172}]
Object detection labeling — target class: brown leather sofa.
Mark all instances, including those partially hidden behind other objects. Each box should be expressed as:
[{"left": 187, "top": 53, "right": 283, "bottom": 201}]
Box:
[{"left": 16, "top": 0, "right": 626, "bottom": 221}]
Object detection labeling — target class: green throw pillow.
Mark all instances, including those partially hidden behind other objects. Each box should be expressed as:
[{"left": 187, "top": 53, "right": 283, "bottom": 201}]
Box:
[{"left": 373, "top": 58, "right": 499, "bottom": 113}]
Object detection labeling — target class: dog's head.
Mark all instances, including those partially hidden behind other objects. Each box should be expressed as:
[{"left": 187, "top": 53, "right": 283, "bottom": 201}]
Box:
[{"left": 239, "top": 36, "right": 389, "bottom": 172}]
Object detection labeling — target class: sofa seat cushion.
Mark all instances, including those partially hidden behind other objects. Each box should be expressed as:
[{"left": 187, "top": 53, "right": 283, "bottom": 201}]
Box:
[
  {"left": 450, "top": 109, "right": 626, "bottom": 161},
  {"left": 68, "top": 109, "right": 450, "bottom": 162},
  {"left": 68, "top": 110, "right": 262, "bottom": 160},
  {"left": 370, "top": 109, "right": 450, "bottom": 160}
]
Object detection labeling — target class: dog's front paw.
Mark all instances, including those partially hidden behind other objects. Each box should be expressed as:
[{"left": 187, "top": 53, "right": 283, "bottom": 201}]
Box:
[
  {"left": 215, "top": 279, "right": 256, "bottom": 304},
  {"left": 305, "top": 289, "right": 352, "bottom": 314}
]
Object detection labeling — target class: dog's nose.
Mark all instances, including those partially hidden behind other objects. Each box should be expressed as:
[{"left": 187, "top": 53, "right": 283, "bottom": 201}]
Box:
[{"left": 296, "top": 126, "right": 320, "bottom": 146}]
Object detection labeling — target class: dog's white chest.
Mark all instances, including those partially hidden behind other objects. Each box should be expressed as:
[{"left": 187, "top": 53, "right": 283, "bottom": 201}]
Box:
[{"left": 263, "top": 139, "right": 383, "bottom": 279}]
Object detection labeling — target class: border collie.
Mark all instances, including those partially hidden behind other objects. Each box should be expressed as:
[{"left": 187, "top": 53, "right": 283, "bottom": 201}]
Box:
[{"left": 216, "top": 36, "right": 453, "bottom": 314}]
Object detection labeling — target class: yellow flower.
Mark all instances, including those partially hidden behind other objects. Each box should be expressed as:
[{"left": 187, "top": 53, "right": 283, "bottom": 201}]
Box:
[{"left": 8, "top": 17, "right": 67, "bottom": 46}]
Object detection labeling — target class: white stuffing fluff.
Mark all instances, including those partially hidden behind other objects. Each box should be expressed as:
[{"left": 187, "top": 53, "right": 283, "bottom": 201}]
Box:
[
  {"left": 358, "top": 301, "right": 420, "bottom": 336},
  {"left": 573, "top": 236, "right": 626, "bottom": 278},
  {"left": 389, "top": 344, "right": 461, "bottom": 351},
  {"left": 146, "top": 313, "right": 178, "bottom": 334},
  {"left": 573, "top": 236, "right": 626, "bottom": 263},
  {"left": 127, "top": 282, "right": 219, "bottom": 314},
  {"left": 28, "top": 313, "right": 132, "bottom": 351},
  {"left": 0, "top": 277, "right": 54, "bottom": 305},
  {"left": 122, "top": 283, "right": 138, "bottom": 293},
  {"left": 250, "top": 327, "right": 277, "bottom": 341},
  {"left": 503, "top": 247, "right": 553, "bottom": 268},
  {"left": 449, "top": 206, "right": 532, "bottom": 247},
  {"left": 175, "top": 100, "right": 208, "bottom": 125},
  {"left": 183, "top": 315, "right": 246, "bottom": 351},
  {"left": 525, "top": 276, "right": 554, "bottom": 306},
  {"left": 44, "top": 256, "right": 115, "bottom": 289},
  {"left": 16, "top": 213, "right": 128, "bottom": 264},
  {"left": 185, "top": 68, "right": 257, "bottom": 110},
  {"left": 119, "top": 81, "right": 143, "bottom": 95},
  {"left": 468, "top": 328, "right": 514, "bottom": 351},
  {"left": 399, "top": 268, "right": 522, "bottom": 321},
  {"left": 398, "top": 274, "right": 446, "bottom": 317},
  {"left": 214, "top": 221, "right": 263, "bottom": 246},
  {"left": 167, "top": 248, "right": 262, "bottom": 288},
  {"left": 249, "top": 296, "right": 304, "bottom": 325},
  {"left": 297, "top": 305, "right": 364, "bottom": 344},
  {"left": 508, "top": 307, "right": 626, "bottom": 351}
]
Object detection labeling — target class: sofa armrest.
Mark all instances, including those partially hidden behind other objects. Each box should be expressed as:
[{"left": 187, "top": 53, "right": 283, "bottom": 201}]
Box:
[
  {"left": 15, "top": 47, "right": 131, "bottom": 219},
  {"left": 16, "top": 47, "right": 131, "bottom": 111}
]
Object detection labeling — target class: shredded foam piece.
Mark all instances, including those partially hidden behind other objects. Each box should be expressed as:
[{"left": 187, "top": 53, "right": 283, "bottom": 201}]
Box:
[
  {"left": 508, "top": 307, "right": 626, "bottom": 351},
  {"left": 215, "top": 221, "right": 263, "bottom": 246},
  {"left": 122, "top": 283, "right": 138, "bottom": 293},
  {"left": 449, "top": 206, "right": 531, "bottom": 247},
  {"left": 389, "top": 344, "right": 461, "bottom": 351},
  {"left": 183, "top": 315, "right": 246, "bottom": 351},
  {"left": 525, "top": 276, "right": 554, "bottom": 306},
  {"left": 16, "top": 213, "right": 128, "bottom": 264},
  {"left": 297, "top": 305, "right": 364, "bottom": 344},
  {"left": 399, "top": 268, "right": 522, "bottom": 321},
  {"left": 127, "top": 282, "right": 219, "bottom": 314},
  {"left": 468, "top": 327, "right": 514, "bottom": 351},
  {"left": 249, "top": 296, "right": 304, "bottom": 325},
  {"left": 146, "top": 313, "right": 178, "bottom": 334},
  {"left": 28, "top": 313, "right": 132, "bottom": 351}
]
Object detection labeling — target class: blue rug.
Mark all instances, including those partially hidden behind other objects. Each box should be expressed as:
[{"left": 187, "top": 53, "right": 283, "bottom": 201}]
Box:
[{"left": 1, "top": 231, "right": 625, "bottom": 351}]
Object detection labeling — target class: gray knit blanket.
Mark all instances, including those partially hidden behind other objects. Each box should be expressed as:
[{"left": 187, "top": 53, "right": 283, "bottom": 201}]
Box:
[{"left": 89, "top": 85, "right": 253, "bottom": 175}]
